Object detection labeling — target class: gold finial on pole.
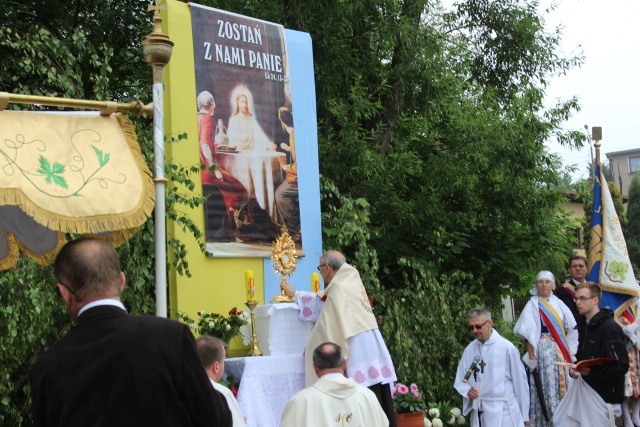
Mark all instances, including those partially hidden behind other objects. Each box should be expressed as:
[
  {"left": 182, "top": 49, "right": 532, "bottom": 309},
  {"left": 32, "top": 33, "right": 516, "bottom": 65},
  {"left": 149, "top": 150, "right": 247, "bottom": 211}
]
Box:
[
  {"left": 592, "top": 126, "right": 602, "bottom": 164},
  {"left": 142, "top": 0, "right": 174, "bottom": 76}
]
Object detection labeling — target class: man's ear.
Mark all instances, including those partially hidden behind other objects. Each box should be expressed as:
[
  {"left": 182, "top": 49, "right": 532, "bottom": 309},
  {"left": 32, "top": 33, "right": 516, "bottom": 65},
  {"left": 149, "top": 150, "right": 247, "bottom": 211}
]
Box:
[
  {"left": 118, "top": 271, "right": 126, "bottom": 294},
  {"left": 57, "top": 283, "right": 73, "bottom": 305}
]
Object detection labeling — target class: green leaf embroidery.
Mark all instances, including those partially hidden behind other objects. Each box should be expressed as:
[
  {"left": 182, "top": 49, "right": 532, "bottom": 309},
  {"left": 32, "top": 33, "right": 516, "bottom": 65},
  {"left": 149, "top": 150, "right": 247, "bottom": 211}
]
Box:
[
  {"left": 36, "top": 155, "right": 68, "bottom": 189},
  {"left": 91, "top": 145, "right": 110, "bottom": 167}
]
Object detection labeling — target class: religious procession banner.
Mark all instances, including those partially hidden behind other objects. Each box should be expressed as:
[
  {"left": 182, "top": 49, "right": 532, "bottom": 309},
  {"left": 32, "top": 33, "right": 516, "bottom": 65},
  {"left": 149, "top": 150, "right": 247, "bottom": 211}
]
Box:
[
  {"left": 163, "top": 0, "right": 322, "bottom": 325},
  {"left": 0, "top": 110, "right": 154, "bottom": 269},
  {"left": 191, "top": 4, "right": 302, "bottom": 256},
  {"left": 588, "top": 162, "right": 639, "bottom": 319}
]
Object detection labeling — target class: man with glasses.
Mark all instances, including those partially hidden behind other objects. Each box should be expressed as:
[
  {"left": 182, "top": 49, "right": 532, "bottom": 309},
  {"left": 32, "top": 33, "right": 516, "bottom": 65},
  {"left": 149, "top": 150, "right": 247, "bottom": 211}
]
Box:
[
  {"left": 572, "top": 282, "right": 628, "bottom": 414},
  {"left": 281, "top": 250, "right": 397, "bottom": 427},
  {"left": 454, "top": 307, "right": 529, "bottom": 427},
  {"left": 30, "top": 238, "right": 232, "bottom": 427}
]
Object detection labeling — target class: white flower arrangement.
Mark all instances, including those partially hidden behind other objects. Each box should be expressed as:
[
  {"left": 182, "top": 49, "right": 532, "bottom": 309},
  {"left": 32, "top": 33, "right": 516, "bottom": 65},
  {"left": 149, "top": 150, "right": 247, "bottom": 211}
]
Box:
[{"left": 425, "top": 403, "right": 464, "bottom": 427}]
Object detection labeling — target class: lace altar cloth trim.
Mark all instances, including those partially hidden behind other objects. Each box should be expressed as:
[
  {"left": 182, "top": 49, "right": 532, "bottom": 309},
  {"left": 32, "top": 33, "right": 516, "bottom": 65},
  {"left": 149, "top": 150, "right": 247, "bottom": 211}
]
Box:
[
  {"left": 226, "top": 354, "right": 305, "bottom": 427},
  {"left": 240, "top": 303, "right": 312, "bottom": 355}
]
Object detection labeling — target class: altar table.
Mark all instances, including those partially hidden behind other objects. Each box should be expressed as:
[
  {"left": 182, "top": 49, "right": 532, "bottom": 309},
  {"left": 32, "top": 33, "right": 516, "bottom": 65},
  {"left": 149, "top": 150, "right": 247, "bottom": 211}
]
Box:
[
  {"left": 225, "top": 354, "right": 305, "bottom": 427},
  {"left": 242, "top": 302, "right": 312, "bottom": 356}
]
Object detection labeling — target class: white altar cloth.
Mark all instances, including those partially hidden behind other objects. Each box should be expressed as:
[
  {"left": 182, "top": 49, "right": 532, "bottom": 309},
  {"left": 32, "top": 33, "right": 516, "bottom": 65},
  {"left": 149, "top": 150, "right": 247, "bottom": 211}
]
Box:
[
  {"left": 241, "top": 302, "right": 312, "bottom": 356},
  {"left": 225, "top": 354, "right": 305, "bottom": 427}
]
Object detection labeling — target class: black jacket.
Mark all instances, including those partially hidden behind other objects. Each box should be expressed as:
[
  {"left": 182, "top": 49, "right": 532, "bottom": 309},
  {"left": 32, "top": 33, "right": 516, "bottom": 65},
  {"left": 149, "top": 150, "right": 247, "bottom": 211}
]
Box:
[
  {"left": 30, "top": 306, "right": 232, "bottom": 427},
  {"left": 575, "top": 308, "right": 629, "bottom": 404}
]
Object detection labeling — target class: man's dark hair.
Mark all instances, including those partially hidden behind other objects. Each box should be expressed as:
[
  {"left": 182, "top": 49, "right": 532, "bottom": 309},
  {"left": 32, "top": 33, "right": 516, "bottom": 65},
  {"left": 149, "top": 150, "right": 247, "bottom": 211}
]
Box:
[
  {"left": 278, "top": 107, "right": 293, "bottom": 127},
  {"left": 196, "top": 335, "right": 225, "bottom": 369},
  {"left": 54, "top": 238, "right": 122, "bottom": 302},
  {"left": 313, "top": 342, "right": 344, "bottom": 370},
  {"left": 576, "top": 281, "right": 602, "bottom": 301},
  {"left": 569, "top": 255, "right": 588, "bottom": 268}
]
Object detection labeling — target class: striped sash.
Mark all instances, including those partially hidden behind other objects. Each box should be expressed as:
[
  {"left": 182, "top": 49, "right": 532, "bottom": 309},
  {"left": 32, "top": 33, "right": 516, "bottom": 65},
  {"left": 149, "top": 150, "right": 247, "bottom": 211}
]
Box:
[
  {"left": 538, "top": 299, "right": 572, "bottom": 363},
  {"left": 562, "top": 283, "right": 576, "bottom": 298}
]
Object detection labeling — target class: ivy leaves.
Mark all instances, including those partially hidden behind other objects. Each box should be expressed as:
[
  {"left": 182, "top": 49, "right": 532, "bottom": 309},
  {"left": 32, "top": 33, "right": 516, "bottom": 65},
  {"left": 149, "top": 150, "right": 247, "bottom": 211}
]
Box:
[
  {"left": 36, "top": 146, "right": 110, "bottom": 191},
  {"left": 37, "top": 156, "right": 68, "bottom": 189},
  {"left": 91, "top": 146, "right": 110, "bottom": 167}
]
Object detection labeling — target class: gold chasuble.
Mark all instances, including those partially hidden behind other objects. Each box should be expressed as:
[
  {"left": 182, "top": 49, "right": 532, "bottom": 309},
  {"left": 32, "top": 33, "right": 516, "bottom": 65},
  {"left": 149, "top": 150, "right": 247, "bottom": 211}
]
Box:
[
  {"left": 304, "top": 264, "right": 379, "bottom": 386},
  {"left": 0, "top": 111, "right": 154, "bottom": 268}
]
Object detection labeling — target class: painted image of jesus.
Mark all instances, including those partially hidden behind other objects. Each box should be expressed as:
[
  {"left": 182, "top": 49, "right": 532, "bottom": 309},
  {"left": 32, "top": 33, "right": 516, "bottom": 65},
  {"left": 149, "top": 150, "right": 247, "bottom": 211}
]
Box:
[{"left": 227, "top": 85, "right": 276, "bottom": 151}]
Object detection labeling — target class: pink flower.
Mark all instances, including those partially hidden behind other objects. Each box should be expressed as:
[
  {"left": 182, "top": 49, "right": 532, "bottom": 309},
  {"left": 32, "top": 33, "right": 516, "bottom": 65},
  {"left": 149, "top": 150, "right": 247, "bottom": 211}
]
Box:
[
  {"left": 301, "top": 295, "right": 312, "bottom": 303},
  {"left": 302, "top": 307, "right": 312, "bottom": 318},
  {"left": 396, "top": 383, "right": 409, "bottom": 395},
  {"left": 381, "top": 366, "right": 392, "bottom": 378},
  {"left": 354, "top": 371, "right": 366, "bottom": 383},
  {"left": 368, "top": 366, "right": 380, "bottom": 379},
  {"left": 410, "top": 383, "right": 419, "bottom": 397}
]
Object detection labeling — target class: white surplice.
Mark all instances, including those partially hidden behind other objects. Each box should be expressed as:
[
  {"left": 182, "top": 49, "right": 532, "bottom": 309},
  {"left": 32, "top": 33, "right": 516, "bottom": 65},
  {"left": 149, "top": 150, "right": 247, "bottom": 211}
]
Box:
[
  {"left": 210, "top": 379, "right": 246, "bottom": 426},
  {"left": 280, "top": 373, "right": 389, "bottom": 427},
  {"left": 454, "top": 329, "right": 530, "bottom": 427}
]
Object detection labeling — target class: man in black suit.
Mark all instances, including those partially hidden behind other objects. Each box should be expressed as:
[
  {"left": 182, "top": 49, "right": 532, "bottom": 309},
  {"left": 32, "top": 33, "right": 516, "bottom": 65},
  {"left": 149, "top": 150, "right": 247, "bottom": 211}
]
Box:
[{"left": 30, "top": 238, "right": 231, "bottom": 427}]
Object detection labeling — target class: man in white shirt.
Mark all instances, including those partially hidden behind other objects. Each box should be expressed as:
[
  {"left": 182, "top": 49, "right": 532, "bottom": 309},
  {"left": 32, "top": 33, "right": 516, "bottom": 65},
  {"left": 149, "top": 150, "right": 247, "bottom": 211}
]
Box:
[
  {"left": 196, "top": 336, "right": 246, "bottom": 426},
  {"left": 280, "top": 342, "right": 389, "bottom": 427}
]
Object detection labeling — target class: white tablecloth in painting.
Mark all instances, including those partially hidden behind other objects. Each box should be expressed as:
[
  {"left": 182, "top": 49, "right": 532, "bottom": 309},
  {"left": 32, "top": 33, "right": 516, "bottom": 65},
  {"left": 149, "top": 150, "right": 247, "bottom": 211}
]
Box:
[
  {"left": 217, "top": 150, "right": 285, "bottom": 219},
  {"left": 225, "top": 354, "right": 305, "bottom": 427},
  {"left": 241, "top": 303, "right": 312, "bottom": 356}
]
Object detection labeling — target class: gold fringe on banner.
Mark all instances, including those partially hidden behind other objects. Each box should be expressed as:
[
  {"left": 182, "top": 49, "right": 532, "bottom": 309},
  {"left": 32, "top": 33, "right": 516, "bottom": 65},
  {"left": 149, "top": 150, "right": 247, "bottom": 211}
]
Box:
[{"left": 0, "top": 111, "right": 155, "bottom": 268}]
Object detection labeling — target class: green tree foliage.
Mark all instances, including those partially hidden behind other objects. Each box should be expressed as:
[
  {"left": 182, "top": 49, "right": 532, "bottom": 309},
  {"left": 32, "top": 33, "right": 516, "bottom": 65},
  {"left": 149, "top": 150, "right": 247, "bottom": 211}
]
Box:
[
  {"left": 1, "top": 0, "right": 591, "bottom": 419},
  {"left": 627, "top": 174, "right": 640, "bottom": 276}
]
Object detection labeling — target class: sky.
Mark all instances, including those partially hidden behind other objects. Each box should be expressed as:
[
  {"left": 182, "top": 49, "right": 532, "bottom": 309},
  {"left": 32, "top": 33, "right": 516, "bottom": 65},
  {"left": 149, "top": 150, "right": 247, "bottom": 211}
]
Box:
[{"left": 543, "top": 0, "right": 640, "bottom": 180}]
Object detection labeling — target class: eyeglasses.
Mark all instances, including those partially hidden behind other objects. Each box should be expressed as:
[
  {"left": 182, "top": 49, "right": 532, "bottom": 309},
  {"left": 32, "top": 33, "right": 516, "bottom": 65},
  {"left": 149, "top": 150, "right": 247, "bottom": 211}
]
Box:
[
  {"left": 467, "top": 319, "right": 490, "bottom": 331},
  {"left": 573, "top": 296, "right": 596, "bottom": 303},
  {"left": 317, "top": 264, "right": 328, "bottom": 271}
]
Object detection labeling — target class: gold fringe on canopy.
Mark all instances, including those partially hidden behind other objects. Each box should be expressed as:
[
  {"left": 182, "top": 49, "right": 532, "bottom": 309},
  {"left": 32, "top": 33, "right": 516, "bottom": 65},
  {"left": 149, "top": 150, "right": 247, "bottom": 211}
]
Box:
[{"left": 0, "top": 110, "right": 155, "bottom": 269}]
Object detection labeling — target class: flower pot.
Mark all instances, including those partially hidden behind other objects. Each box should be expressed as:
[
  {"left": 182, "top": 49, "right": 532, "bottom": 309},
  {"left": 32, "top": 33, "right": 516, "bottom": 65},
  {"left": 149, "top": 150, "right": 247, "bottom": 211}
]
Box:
[{"left": 395, "top": 411, "right": 425, "bottom": 427}]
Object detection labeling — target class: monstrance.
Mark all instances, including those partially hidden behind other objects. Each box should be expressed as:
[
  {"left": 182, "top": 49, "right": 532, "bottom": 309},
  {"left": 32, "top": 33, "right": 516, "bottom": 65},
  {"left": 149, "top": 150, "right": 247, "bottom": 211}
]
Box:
[{"left": 270, "top": 225, "right": 297, "bottom": 303}]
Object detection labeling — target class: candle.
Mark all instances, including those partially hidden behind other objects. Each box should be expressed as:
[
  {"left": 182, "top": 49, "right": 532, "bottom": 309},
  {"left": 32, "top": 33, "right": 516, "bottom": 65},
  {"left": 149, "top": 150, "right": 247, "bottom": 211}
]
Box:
[
  {"left": 311, "top": 272, "right": 320, "bottom": 293},
  {"left": 245, "top": 269, "right": 255, "bottom": 301}
]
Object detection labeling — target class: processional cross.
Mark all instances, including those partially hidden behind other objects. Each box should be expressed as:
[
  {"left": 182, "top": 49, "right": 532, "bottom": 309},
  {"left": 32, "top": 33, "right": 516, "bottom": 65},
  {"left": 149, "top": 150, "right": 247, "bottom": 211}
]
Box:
[{"left": 147, "top": 0, "right": 166, "bottom": 17}]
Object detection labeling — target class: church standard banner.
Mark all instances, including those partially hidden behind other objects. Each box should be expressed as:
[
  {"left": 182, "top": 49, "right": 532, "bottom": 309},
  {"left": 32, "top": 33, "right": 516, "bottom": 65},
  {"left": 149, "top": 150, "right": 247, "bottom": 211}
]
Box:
[{"left": 191, "top": 4, "right": 302, "bottom": 256}]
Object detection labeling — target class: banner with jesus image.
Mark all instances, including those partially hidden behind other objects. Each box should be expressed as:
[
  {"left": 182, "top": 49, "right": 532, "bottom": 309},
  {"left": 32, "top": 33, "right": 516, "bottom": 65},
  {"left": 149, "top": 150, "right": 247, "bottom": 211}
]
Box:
[{"left": 191, "top": 4, "right": 301, "bottom": 255}]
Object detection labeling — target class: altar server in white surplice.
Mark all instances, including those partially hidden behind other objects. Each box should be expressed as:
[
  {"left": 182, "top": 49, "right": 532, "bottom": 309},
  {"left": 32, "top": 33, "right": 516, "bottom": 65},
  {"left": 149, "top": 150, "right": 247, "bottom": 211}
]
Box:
[
  {"left": 281, "top": 251, "right": 397, "bottom": 427},
  {"left": 454, "top": 307, "right": 530, "bottom": 427},
  {"left": 196, "top": 336, "right": 246, "bottom": 427},
  {"left": 280, "top": 342, "right": 389, "bottom": 427}
]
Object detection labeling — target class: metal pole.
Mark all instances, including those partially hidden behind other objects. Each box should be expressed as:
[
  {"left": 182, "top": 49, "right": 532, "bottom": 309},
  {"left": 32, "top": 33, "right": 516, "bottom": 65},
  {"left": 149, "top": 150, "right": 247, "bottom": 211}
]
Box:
[
  {"left": 142, "top": 1, "right": 173, "bottom": 317},
  {"left": 0, "top": 91, "right": 152, "bottom": 115}
]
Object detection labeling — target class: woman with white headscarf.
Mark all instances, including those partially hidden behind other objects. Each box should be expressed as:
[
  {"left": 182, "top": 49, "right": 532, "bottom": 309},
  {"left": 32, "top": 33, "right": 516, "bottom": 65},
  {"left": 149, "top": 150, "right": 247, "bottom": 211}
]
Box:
[{"left": 514, "top": 270, "right": 579, "bottom": 427}]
